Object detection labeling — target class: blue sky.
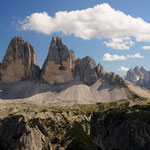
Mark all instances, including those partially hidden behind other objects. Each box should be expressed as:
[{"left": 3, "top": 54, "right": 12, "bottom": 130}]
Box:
[{"left": 0, "top": 0, "right": 150, "bottom": 76}]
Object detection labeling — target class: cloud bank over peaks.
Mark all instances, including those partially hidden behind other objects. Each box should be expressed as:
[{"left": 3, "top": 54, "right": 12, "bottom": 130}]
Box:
[{"left": 19, "top": 3, "right": 150, "bottom": 50}]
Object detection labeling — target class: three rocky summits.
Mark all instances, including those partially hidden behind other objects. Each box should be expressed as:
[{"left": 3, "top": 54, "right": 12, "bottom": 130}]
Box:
[
  {"left": 1, "top": 36, "right": 150, "bottom": 150},
  {"left": 1, "top": 36, "right": 150, "bottom": 104},
  {"left": 0, "top": 35, "right": 114, "bottom": 85}
]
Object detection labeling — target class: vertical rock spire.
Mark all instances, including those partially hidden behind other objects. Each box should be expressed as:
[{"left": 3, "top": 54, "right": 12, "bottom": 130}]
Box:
[
  {"left": 0, "top": 36, "right": 40, "bottom": 83},
  {"left": 41, "top": 36, "right": 75, "bottom": 84}
]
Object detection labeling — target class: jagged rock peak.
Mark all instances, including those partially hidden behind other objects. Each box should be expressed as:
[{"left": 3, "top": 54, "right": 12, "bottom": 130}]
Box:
[
  {"left": 104, "top": 72, "right": 125, "bottom": 85},
  {"left": 51, "top": 36, "right": 63, "bottom": 47},
  {"left": 41, "top": 36, "right": 75, "bottom": 84},
  {"left": 2, "top": 36, "right": 37, "bottom": 65},
  {"left": 46, "top": 36, "right": 70, "bottom": 62},
  {"left": 126, "top": 66, "right": 150, "bottom": 90},
  {"left": 75, "top": 56, "right": 105, "bottom": 85},
  {"left": 126, "top": 66, "right": 144, "bottom": 83},
  {"left": 0, "top": 36, "right": 40, "bottom": 83}
]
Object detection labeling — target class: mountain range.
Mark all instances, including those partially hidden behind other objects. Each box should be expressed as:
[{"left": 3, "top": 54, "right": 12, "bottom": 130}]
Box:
[
  {"left": 0, "top": 36, "right": 150, "bottom": 105},
  {"left": 0, "top": 36, "right": 150, "bottom": 150},
  {"left": 126, "top": 66, "right": 150, "bottom": 90}
]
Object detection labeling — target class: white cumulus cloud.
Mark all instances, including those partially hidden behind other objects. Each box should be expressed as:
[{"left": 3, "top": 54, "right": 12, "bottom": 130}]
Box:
[
  {"left": 127, "top": 53, "right": 144, "bottom": 58},
  {"left": 103, "top": 53, "right": 127, "bottom": 61},
  {"left": 103, "top": 53, "right": 144, "bottom": 61},
  {"left": 117, "top": 66, "right": 129, "bottom": 72},
  {"left": 19, "top": 3, "right": 150, "bottom": 44},
  {"left": 142, "top": 46, "right": 150, "bottom": 50},
  {"left": 104, "top": 37, "right": 134, "bottom": 50}
]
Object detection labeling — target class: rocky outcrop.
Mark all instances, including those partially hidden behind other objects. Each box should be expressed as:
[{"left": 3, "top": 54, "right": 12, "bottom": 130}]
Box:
[
  {"left": 126, "top": 68, "right": 138, "bottom": 83},
  {"left": 1, "top": 101, "right": 150, "bottom": 150},
  {"left": 41, "top": 36, "right": 105, "bottom": 85},
  {"left": 96, "top": 63, "right": 105, "bottom": 78},
  {"left": 74, "top": 56, "right": 123, "bottom": 86},
  {"left": 91, "top": 119, "right": 150, "bottom": 150},
  {"left": 0, "top": 36, "right": 40, "bottom": 83},
  {"left": 75, "top": 56, "right": 104, "bottom": 85},
  {"left": 0, "top": 104, "right": 100, "bottom": 150},
  {"left": 2, "top": 36, "right": 150, "bottom": 104},
  {"left": 104, "top": 72, "right": 125, "bottom": 85},
  {"left": 126, "top": 66, "right": 150, "bottom": 90},
  {"left": 91, "top": 105, "right": 150, "bottom": 150},
  {"left": 41, "top": 36, "right": 75, "bottom": 84},
  {"left": 0, "top": 35, "right": 121, "bottom": 87}
]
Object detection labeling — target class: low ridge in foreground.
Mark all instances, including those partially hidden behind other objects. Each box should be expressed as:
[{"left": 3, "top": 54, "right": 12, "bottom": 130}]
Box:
[{"left": 0, "top": 98, "right": 150, "bottom": 150}]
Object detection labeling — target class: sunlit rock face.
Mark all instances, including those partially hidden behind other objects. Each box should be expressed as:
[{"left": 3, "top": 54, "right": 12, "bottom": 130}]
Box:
[
  {"left": 74, "top": 56, "right": 105, "bottom": 85},
  {"left": 0, "top": 36, "right": 40, "bottom": 83},
  {"left": 41, "top": 36, "right": 75, "bottom": 84},
  {"left": 126, "top": 66, "right": 150, "bottom": 90}
]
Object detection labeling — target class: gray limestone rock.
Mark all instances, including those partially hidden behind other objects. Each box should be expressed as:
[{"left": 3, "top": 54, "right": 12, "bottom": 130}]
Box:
[
  {"left": 75, "top": 56, "right": 99, "bottom": 85},
  {"left": 0, "top": 36, "right": 40, "bottom": 83},
  {"left": 104, "top": 72, "right": 125, "bottom": 85},
  {"left": 41, "top": 36, "right": 75, "bottom": 84},
  {"left": 96, "top": 63, "right": 105, "bottom": 78},
  {"left": 45, "top": 36, "right": 70, "bottom": 63},
  {"left": 126, "top": 66, "right": 150, "bottom": 90}
]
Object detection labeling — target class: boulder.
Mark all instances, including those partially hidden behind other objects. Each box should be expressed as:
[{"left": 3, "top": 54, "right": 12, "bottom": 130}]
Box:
[
  {"left": 41, "top": 36, "right": 75, "bottom": 84},
  {"left": 0, "top": 36, "right": 40, "bottom": 83}
]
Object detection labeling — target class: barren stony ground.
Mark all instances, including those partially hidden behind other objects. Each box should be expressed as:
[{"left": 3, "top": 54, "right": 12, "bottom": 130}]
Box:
[{"left": 1, "top": 79, "right": 150, "bottom": 106}]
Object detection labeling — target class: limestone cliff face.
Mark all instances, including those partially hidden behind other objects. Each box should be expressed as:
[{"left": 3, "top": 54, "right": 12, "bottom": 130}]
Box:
[
  {"left": 104, "top": 72, "right": 125, "bottom": 85},
  {"left": 75, "top": 56, "right": 105, "bottom": 85},
  {"left": 126, "top": 66, "right": 150, "bottom": 90},
  {"left": 0, "top": 35, "right": 124, "bottom": 87},
  {"left": 41, "top": 36, "right": 75, "bottom": 84},
  {"left": 0, "top": 36, "right": 40, "bottom": 83},
  {"left": 96, "top": 63, "right": 105, "bottom": 78}
]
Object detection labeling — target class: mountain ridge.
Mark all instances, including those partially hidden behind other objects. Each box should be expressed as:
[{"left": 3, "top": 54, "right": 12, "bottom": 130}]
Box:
[
  {"left": 0, "top": 36, "right": 150, "bottom": 105},
  {"left": 126, "top": 66, "right": 150, "bottom": 90}
]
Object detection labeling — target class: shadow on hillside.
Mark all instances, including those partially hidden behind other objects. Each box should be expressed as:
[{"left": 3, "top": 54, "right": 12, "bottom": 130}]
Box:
[
  {"left": 0, "top": 79, "right": 85, "bottom": 100},
  {"left": 97, "top": 80, "right": 127, "bottom": 92},
  {"left": 0, "top": 115, "right": 28, "bottom": 150},
  {"left": 0, "top": 78, "right": 127, "bottom": 100}
]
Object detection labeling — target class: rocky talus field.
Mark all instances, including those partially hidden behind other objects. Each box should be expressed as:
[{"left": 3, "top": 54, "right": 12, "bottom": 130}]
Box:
[{"left": 1, "top": 36, "right": 150, "bottom": 150}]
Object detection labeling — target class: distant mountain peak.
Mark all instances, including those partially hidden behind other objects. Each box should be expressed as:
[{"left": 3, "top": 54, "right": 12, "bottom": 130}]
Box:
[{"left": 126, "top": 66, "right": 150, "bottom": 90}]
